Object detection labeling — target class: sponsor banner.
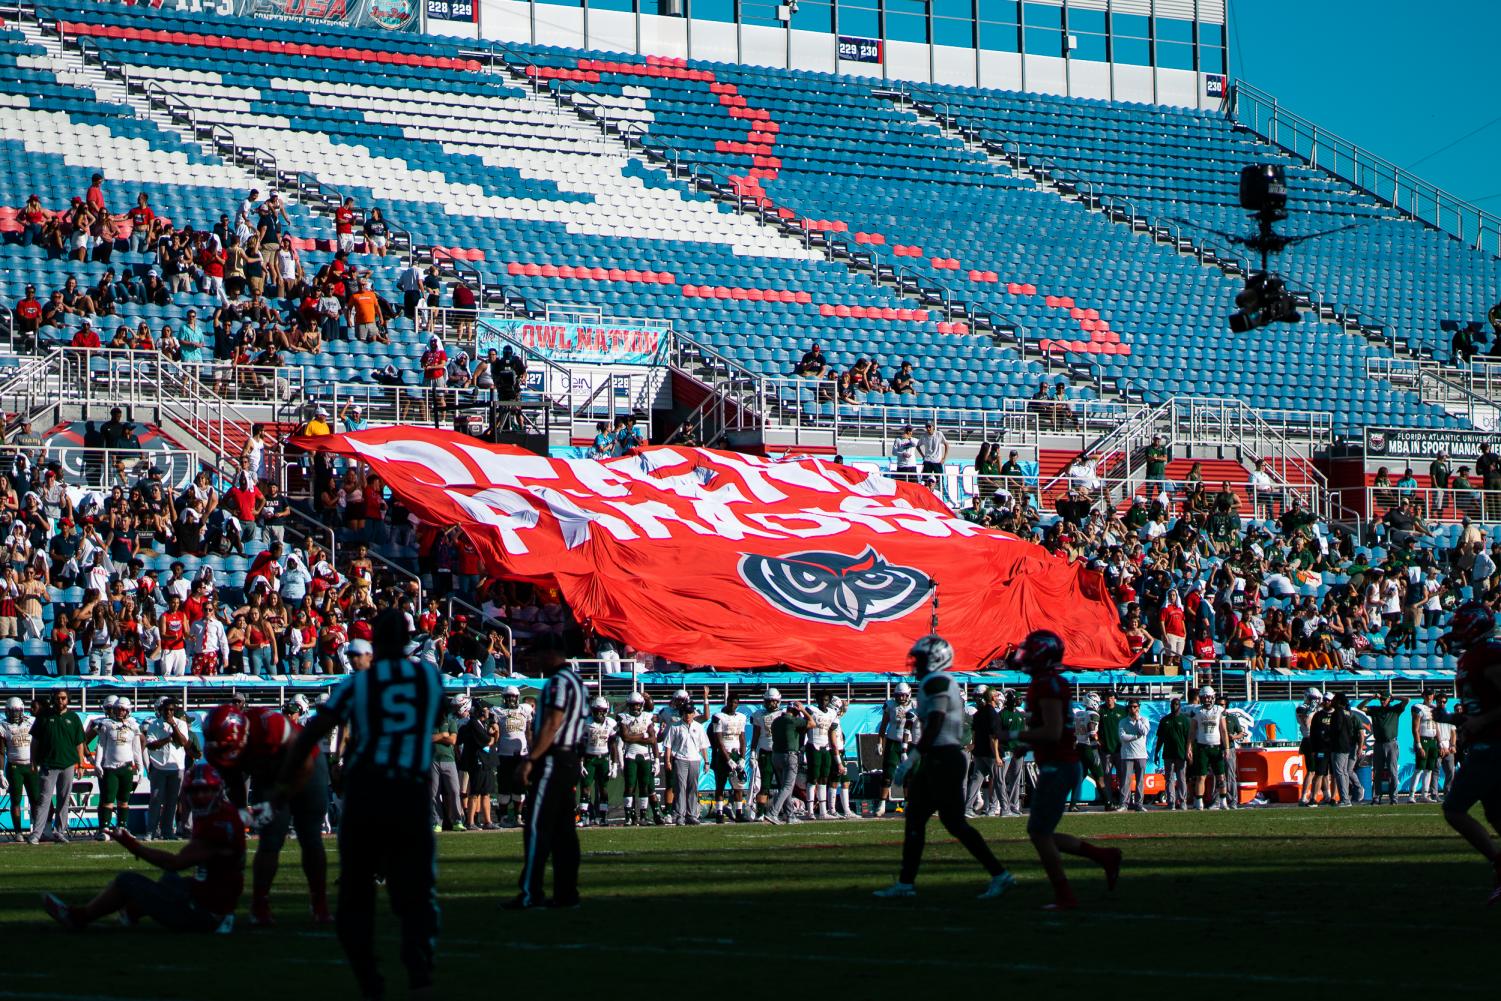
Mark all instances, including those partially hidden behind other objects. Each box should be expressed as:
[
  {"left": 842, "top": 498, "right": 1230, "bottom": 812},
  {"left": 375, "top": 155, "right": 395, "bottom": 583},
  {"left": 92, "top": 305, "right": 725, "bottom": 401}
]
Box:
[
  {"left": 1363, "top": 425, "right": 1501, "bottom": 461},
  {"left": 425, "top": 0, "right": 475, "bottom": 22},
  {"left": 837, "top": 35, "right": 882, "bottom": 63},
  {"left": 293, "top": 427, "right": 1134, "bottom": 672},
  {"left": 478, "top": 317, "right": 667, "bottom": 366},
  {"left": 124, "top": 0, "right": 421, "bottom": 32}
]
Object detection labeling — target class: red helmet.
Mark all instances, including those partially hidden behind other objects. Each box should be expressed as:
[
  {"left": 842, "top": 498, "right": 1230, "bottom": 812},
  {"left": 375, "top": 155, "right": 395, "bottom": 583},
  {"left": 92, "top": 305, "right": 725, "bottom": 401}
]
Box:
[
  {"left": 1445, "top": 601, "right": 1496, "bottom": 649},
  {"left": 183, "top": 762, "right": 227, "bottom": 816},
  {"left": 203, "top": 704, "right": 249, "bottom": 769},
  {"left": 1009, "top": 629, "right": 1065, "bottom": 674}
]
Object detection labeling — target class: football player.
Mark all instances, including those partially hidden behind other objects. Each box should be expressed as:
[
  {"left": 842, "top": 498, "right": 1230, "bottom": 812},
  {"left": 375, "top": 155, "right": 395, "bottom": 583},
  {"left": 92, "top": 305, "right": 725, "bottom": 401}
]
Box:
[
  {"left": 828, "top": 697, "right": 861, "bottom": 819},
  {"left": 0, "top": 697, "right": 38, "bottom": 842},
  {"left": 709, "top": 693, "right": 749, "bottom": 823},
  {"left": 873, "top": 635, "right": 1013, "bottom": 900},
  {"left": 494, "top": 686, "right": 533, "bottom": 827},
  {"left": 1432, "top": 602, "right": 1501, "bottom": 904},
  {"left": 617, "top": 692, "right": 656, "bottom": 826},
  {"left": 1186, "top": 686, "right": 1228, "bottom": 810},
  {"left": 203, "top": 701, "right": 329, "bottom": 926},
  {"left": 579, "top": 697, "right": 619, "bottom": 826},
  {"left": 42, "top": 763, "right": 245, "bottom": 933},
  {"left": 1068, "top": 692, "right": 1104, "bottom": 811},
  {"left": 804, "top": 692, "right": 839, "bottom": 820},
  {"left": 999, "top": 630, "right": 1121, "bottom": 911},
  {"left": 875, "top": 682, "right": 916, "bottom": 817},
  {"left": 748, "top": 688, "right": 783, "bottom": 820},
  {"left": 1406, "top": 690, "right": 1441, "bottom": 803},
  {"left": 1295, "top": 687, "right": 1322, "bottom": 805},
  {"left": 86, "top": 697, "right": 143, "bottom": 840}
]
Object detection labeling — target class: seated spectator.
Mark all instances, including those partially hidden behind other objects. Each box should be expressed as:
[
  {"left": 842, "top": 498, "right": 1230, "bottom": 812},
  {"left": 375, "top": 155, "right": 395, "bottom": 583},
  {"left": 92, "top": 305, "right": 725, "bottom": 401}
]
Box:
[
  {"left": 70, "top": 320, "right": 102, "bottom": 349},
  {"left": 794, "top": 342, "right": 827, "bottom": 378},
  {"left": 12, "top": 284, "right": 42, "bottom": 345},
  {"left": 888, "top": 360, "right": 916, "bottom": 394},
  {"left": 56, "top": 276, "right": 96, "bottom": 317},
  {"left": 16, "top": 193, "right": 46, "bottom": 246}
]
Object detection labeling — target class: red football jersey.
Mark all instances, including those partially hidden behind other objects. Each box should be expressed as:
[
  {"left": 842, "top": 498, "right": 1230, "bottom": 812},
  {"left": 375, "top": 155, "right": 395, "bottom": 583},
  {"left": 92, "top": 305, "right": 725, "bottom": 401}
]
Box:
[
  {"left": 242, "top": 706, "right": 300, "bottom": 771},
  {"left": 188, "top": 799, "right": 246, "bottom": 916},
  {"left": 1025, "top": 671, "right": 1079, "bottom": 764},
  {"left": 1457, "top": 641, "right": 1501, "bottom": 743}
]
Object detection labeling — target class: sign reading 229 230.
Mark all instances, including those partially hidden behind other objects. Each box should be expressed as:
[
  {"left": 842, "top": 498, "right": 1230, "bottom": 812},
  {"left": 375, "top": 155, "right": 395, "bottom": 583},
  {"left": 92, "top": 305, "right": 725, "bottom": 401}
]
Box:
[{"left": 837, "top": 35, "right": 882, "bottom": 63}]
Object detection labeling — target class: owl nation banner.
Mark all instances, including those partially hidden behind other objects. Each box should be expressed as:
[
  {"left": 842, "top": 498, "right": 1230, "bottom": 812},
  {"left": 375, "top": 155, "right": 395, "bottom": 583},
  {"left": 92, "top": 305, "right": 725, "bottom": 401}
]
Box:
[{"left": 293, "top": 427, "right": 1133, "bottom": 672}]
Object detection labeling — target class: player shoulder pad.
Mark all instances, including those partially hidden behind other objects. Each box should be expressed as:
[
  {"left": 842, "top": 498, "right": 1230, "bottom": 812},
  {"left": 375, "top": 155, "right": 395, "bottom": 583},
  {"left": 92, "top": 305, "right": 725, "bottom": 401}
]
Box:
[{"left": 921, "top": 674, "right": 953, "bottom": 696}]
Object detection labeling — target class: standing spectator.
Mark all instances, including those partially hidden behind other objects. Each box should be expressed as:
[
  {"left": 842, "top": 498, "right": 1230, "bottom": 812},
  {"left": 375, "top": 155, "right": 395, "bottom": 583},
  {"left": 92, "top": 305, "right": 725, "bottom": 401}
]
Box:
[
  {"left": 430, "top": 699, "right": 464, "bottom": 832},
  {"left": 664, "top": 701, "right": 710, "bottom": 826},
  {"left": 362, "top": 207, "right": 389, "bottom": 257},
  {"left": 1152, "top": 697, "right": 1190, "bottom": 810},
  {"left": 127, "top": 193, "right": 160, "bottom": 253},
  {"left": 85, "top": 173, "right": 107, "bottom": 214},
  {"left": 1479, "top": 443, "right": 1501, "bottom": 520},
  {"left": 1143, "top": 435, "right": 1169, "bottom": 499},
  {"left": 916, "top": 419, "right": 949, "bottom": 493},
  {"left": 1249, "top": 458, "right": 1275, "bottom": 520},
  {"left": 964, "top": 687, "right": 1001, "bottom": 818},
  {"left": 17, "top": 566, "right": 47, "bottom": 641},
  {"left": 334, "top": 197, "right": 358, "bottom": 253},
  {"left": 451, "top": 281, "right": 477, "bottom": 340},
  {"left": 421, "top": 336, "right": 449, "bottom": 425},
  {"left": 1118, "top": 700, "right": 1151, "bottom": 811},
  {"left": 143, "top": 697, "right": 191, "bottom": 840},
  {"left": 890, "top": 426, "right": 919, "bottom": 481},
  {"left": 1429, "top": 451, "right": 1451, "bottom": 517},
  {"left": 28, "top": 690, "right": 87, "bottom": 843},
  {"left": 397, "top": 258, "right": 423, "bottom": 321},
  {"left": 349, "top": 279, "right": 386, "bottom": 344}
]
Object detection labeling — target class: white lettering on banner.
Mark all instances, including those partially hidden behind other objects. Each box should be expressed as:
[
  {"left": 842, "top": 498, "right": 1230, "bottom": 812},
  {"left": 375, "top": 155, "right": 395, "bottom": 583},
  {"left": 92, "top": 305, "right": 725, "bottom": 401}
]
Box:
[
  {"left": 563, "top": 462, "right": 635, "bottom": 499},
  {"left": 351, "top": 439, "right": 471, "bottom": 486},
  {"left": 455, "top": 443, "right": 558, "bottom": 488},
  {"left": 746, "top": 511, "right": 851, "bottom": 538},
  {"left": 686, "top": 498, "right": 782, "bottom": 541},
  {"left": 512, "top": 486, "right": 598, "bottom": 548},
  {"left": 604, "top": 499, "right": 716, "bottom": 539},
  {"left": 448, "top": 490, "right": 539, "bottom": 554}
]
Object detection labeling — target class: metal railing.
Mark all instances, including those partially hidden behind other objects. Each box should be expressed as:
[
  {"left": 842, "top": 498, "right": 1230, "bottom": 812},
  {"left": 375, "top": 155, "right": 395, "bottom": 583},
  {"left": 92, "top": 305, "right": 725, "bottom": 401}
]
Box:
[
  {"left": 1368, "top": 356, "right": 1501, "bottom": 427},
  {"left": 1231, "top": 80, "right": 1501, "bottom": 256},
  {"left": 444, "top": 593, "right": 514, "bottom": 676},
  {"left": 1, "top": 441, "right": 200, "bottom": 490},
  {"left": 1334, "top": 484, "right": 1501, "bottom": 527}
]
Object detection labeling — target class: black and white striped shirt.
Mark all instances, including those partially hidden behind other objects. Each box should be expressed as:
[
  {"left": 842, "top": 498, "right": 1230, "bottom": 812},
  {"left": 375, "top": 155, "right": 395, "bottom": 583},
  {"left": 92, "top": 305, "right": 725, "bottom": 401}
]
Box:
[
  {"left": 533, "top": 664, "right": 588, "bottom": 754},
  {"left": 322, "top": 657, "right": 446, "bottom": 776}
]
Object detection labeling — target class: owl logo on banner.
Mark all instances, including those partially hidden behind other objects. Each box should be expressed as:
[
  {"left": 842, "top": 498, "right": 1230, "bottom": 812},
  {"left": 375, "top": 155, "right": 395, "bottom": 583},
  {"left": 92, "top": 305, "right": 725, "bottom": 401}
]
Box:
[{"left": 738, "top": 547, "right": 931, "bottom": 630}]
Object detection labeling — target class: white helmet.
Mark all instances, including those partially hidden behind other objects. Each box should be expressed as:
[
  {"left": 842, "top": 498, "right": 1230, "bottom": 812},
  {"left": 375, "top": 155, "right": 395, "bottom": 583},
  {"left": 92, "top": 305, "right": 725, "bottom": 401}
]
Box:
[
  {"left": 101, "top": 695, "right": 119, "bottom": 710},
  {"left": 1084, "top": 692, "right": 1101, "bottom": 711},
  {"left": 115, "top": 697, "right": 132, "bottom": 714},
  {"left": 1199, "top": 685, "right": 1216, "bottom": 701},
  {"left": 285, "top": 694, "right": 310, "bottom": 716},
  {"left": 5, "top": 697, "right": 24, "bottom": 719},
  {"left": 829, "top": 696, "right": 845, "bottom": 712},
  {"left": 1305, "top": 687, "right": 1322, "bottom": 703},
  {"left": 626, "top": 692, "right": 644, "bottom": 707},
  {"left": 673, "top": 688, "right": 690, "bottom": 702},
  {"left": 908, "top": 634, "right": 954, "bottom": 678},
  {"left": 590, "top": 696, "right": 610, "bottom": 711},
  {"left": 764, "top": 688, "right": 781, "bottom": 707},
  {"left": 894, "top": 682, "right": 912, "bottom": 700}
]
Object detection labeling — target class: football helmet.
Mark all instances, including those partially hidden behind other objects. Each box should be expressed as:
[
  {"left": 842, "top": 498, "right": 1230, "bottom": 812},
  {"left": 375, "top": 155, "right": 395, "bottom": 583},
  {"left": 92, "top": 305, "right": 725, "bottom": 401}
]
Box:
[
  {"left": 1083, "top": 692, "right": 1102, "bottom": 712},
  {"left": 1199, "top": 686, "right": 1216, "bottom": 704},
  {"left": 4, "top": 697, "right": 23, "bottom": 721},
  {"left": 591, "top": 697, "right": 610, "bottom": 719},
  {"left": 503, "top": 686, "right": 521, "bottom": 709},
  {"left": 113, "top": 697, "right": 132, "bottom": 720},
  {"left": 284, "top": 694, "right": 310, "bottom": 717},
  {"left": 101, "top": 695, "right": 119, "bottom": 712},
  {"left": 764, "top": 688, "right": 782, "bottom": 710},
  {"left": 1444, "top": 601, "right": 1496, "bottom": 649},
  {"left": 1304, "top": 687, "right": 1322, "bottom": 703},
  {"left": 672, "top": 688, "right": 691, "bottom": 709},
  {"left": 894, "top": 682, "right": 912, "bottom": 704},
  {"left": 183, "top": 763, "right": 227, "bottom": 816},
  {"left": 907, "top": 634, "right": 954, "bottom": 678},
  {"left": 626, "top": 692, "right": 645, "bottom": 709},
  {"left": 203, "top": 704, "right": 250, "bottom": 769},
  {"left": 1012, "top": 629, "right": 1064, "bottom": 674}
]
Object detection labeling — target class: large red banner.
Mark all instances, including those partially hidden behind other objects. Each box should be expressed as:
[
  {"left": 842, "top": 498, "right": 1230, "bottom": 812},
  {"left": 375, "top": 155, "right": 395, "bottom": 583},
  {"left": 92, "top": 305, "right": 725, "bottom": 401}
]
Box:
[{"left": 294, "top": 428, "right": 1132, "bottom": 672}]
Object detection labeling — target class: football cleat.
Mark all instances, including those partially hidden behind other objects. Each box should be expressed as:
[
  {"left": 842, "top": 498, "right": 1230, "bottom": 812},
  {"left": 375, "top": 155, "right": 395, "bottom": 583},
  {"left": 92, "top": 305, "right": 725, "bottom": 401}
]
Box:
[
  {"left": 873, "top": 882, "right": 916, "bottom": 898},
  {"left": 977, "top": 871, "right": 1017, "bottom": 900},
  {"left": 41, "top": 893, "right": 79, "bottom": 930}
]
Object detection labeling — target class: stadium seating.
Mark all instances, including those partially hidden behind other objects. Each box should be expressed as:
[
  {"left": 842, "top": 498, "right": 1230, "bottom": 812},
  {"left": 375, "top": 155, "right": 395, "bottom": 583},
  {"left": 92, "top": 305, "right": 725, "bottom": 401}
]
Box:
[{"left": 905, "top": 81, "right": 1501, "bottom": 360}]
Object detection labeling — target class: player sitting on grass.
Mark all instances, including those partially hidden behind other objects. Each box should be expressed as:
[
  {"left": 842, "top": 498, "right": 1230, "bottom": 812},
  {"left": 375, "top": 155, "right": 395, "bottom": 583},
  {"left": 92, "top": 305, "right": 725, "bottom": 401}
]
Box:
[{"left": 41, "top": 763, "right": 245, "bottom": 933}]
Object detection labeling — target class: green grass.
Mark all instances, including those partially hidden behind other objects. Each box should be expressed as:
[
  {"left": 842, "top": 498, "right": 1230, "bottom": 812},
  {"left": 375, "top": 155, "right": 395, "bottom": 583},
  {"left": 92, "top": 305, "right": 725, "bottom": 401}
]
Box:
[{"left": 1, "top": 807, "right": 1496, "bottom": 999}]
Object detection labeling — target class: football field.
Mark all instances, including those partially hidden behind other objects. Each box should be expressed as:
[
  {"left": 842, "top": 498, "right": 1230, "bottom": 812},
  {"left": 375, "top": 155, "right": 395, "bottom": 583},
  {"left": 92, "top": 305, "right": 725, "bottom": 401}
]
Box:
[{"left": 0, "top": 807, "right": 1495, "bottom": 998}]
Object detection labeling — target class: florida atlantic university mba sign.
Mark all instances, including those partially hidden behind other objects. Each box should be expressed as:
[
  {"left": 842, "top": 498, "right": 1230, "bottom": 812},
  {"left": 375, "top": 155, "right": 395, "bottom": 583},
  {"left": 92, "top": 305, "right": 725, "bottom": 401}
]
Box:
[{"left": 478, "top": 317, "right": 667, "bottom": 366}]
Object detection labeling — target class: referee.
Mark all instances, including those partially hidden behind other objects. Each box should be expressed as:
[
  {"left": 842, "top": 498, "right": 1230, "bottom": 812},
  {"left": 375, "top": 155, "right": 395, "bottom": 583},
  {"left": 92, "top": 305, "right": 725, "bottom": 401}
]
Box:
[
  {"left": 275, "top": 609, "right": 444, "bottom": 1001},
  {"left": 506, "top": 640, "right": 588, "bottom": 910}
]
